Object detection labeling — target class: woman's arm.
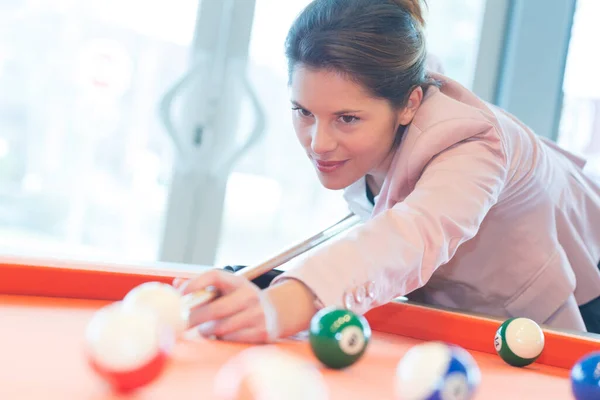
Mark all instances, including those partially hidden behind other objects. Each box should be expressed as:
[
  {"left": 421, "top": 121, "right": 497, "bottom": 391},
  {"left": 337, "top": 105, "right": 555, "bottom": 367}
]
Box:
[
  {"left": 181, "top": 127, "right": 508, "bottom": 342},
  {"left": 270, "top": 128, "right": 508, "bottom": 317}
]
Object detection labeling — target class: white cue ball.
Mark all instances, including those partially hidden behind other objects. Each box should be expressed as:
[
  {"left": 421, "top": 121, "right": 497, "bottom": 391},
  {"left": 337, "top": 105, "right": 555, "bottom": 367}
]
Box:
[
  {"left": 123, "top": 281, "right": 188, "bottom": 337},
  {"left": 85, "top": 302, "right": 175, "bottom": 392},
  {"left": 213, "top": 346, "right": 329, "bottom": 400}
]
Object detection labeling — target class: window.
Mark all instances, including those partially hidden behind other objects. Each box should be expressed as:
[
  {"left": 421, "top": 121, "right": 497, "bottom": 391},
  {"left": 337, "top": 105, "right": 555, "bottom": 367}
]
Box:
[
  {"left": 425, "top": 0, "right": 487, "bottom": 89},
  {"left": 557, "top": 0, "right": 600, "bottom": 180},
  {"left": 0, "top": 1, "right": 198, "bottom": 260}
]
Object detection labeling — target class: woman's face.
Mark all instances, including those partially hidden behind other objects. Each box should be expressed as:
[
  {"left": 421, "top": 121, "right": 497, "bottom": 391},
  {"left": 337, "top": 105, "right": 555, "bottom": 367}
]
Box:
[{"left": 289, "top": 65, "right": 411, "bottom": 190}]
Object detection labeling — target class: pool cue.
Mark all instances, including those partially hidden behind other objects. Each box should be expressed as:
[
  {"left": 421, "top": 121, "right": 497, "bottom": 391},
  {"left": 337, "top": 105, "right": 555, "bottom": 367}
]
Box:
[{"left": 181, "top": 212, "right": 360, "bottom": 312}]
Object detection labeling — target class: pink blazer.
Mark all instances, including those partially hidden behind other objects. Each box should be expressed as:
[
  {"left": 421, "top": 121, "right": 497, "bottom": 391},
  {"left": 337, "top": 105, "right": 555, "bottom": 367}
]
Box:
[{"left": 273, "top": 73, "right": 600, "bottom": 327}]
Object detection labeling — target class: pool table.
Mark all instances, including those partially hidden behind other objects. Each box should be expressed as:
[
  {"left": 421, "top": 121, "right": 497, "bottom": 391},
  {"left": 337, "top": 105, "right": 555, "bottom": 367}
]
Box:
[{"left": 1, "top": 254, "right": 599, "bottom": 399}]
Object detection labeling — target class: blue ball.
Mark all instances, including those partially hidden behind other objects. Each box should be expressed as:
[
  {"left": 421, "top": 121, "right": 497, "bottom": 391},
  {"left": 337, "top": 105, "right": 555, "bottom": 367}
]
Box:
[
  {"left": 571, "top": 351, "right": 600, "bottom": 400},
  {"left": 395, "top": 342, "right": 481, "bottom": 400}
]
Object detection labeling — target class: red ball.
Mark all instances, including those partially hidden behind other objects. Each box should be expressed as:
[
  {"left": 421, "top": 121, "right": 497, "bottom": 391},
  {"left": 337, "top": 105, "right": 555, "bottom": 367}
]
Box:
[{"left": 85, "top": 302, "right": 175, "bottom": 392}]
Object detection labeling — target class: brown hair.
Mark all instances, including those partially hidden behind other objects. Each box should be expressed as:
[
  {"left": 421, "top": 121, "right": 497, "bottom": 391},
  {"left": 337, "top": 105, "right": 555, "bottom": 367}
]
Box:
[
  {"left": 393, "top": 0, "right": 426, "bottom": 26},
  {"left": 285, "top": 0, "right": 438, "bottom": 109}
]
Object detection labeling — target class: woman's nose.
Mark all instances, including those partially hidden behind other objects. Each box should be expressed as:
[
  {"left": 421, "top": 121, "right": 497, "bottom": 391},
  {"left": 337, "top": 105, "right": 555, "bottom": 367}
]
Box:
[{"left": 310, "top": 123, "right": 337, "bottom": 155}]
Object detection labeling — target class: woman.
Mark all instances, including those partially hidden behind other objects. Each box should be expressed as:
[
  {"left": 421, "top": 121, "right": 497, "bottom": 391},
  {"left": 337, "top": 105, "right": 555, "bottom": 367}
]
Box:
[{"left": 175, "top": 0, "right": 600, "bottom": 342}]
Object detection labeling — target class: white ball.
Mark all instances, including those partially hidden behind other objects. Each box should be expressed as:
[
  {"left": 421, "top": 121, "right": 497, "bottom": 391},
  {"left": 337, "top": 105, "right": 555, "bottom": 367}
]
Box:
[
  {"left": 123, "top": 282, "right": 188, "bottom": 337},
  {"left": 213, "top": 346, "right": 329, "bottom": 400}
]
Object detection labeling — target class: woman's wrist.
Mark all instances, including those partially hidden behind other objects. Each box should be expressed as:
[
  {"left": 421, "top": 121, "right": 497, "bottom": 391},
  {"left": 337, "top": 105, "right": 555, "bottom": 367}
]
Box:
[{"left": 264, "top": 278, "right": 320, "bottom": 340}]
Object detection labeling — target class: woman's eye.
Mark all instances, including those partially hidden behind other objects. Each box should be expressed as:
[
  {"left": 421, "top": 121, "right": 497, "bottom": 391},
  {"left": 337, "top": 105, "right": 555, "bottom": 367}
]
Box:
[
  {"left": 339, "top": 115, "right": 359, "bottom": 124},
  {"left": 292, "top": 107, "right": 312, "bottom": 117}
]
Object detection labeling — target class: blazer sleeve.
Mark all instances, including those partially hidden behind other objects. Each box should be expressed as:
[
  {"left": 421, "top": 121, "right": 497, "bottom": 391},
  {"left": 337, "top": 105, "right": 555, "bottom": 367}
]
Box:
[{"left": 271, "top": 129, "right": 508, "bottom": 314}]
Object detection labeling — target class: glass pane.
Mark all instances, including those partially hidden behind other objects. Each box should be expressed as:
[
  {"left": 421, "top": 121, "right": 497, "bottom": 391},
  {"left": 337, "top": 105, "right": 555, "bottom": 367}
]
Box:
[
  {"left": 425, "top": 0, "right": 487, "bottom": 88},
  {"left": 215, "top": 0, "right": 487, "bottom": 267},
  {"left": 0, "top": 1, "right": 199, "bottom": 260},
  {"left": 557, "top": 0, "right": 600, "bottom": 180}
]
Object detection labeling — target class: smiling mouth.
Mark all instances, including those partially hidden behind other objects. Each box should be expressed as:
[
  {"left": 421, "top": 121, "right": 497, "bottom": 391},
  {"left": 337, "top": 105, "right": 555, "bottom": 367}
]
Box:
[{"left": 313, "top": 159, "right": 348, "bottom": 173}]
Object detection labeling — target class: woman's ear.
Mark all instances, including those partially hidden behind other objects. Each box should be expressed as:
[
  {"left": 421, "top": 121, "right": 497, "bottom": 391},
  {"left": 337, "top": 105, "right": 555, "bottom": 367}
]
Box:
[{"left": 397, "top": 86, "right": 423, "bottom": 125}]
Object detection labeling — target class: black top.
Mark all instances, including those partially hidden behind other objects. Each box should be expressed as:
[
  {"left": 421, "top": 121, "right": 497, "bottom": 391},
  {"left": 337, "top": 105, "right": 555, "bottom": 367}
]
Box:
[{"left": 366, "top": 182, "right": 375, "bottom": 206}]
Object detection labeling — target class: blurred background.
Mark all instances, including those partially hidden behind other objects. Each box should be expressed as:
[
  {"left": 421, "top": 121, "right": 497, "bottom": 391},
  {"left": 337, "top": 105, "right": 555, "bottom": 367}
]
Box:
[{"left": 0, "top": 0, "right": 596, "bottom": 268}]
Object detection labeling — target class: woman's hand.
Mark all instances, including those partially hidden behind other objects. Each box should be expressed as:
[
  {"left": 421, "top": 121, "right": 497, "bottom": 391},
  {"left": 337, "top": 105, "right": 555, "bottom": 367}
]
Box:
[
  {"left": 174, "top": 269, "right": 280, "bottom": 343},
  {"left": 174, "top": 268, "right": 321, "bottom": 343}
]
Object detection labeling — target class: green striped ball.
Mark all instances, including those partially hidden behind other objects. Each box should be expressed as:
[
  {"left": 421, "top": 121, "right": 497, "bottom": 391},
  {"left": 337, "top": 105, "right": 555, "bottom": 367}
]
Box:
[{"left": 494, "top": 317, "right": 545, "bottom": 367}]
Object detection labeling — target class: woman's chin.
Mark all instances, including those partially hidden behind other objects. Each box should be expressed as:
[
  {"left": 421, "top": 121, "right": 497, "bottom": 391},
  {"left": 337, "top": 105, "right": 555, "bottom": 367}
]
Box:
[{"left": 315, "top": 173, "right": 354, "bottom": 191}]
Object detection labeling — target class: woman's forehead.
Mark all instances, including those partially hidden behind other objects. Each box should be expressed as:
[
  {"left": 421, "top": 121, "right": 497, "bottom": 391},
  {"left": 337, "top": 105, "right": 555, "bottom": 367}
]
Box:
[{"left": 290, "top": 66, "right": 380, "bottom": 111}]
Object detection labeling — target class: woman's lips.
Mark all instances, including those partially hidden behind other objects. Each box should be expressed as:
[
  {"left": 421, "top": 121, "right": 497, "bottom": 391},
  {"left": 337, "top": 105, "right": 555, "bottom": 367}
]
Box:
[{"left": 313, "top": 159, "right": 348, "bottom": 173}]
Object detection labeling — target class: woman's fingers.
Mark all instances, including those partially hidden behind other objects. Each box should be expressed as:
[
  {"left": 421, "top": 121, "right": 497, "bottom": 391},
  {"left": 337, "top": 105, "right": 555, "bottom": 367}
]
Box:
[
  {"left": 214, "top": 305, "right": 265, "bottom": 337},
  {"left": 174, "top": 268, "right": 278, "bottom": 343},
  {"left": 199, "top": 295, "right": 279, "bottom": 342},
  {"left": 187, "top": 283, "right": 260, "bottom": 328},
  {"left": 180, "top": 269, "right": 242, "bottom": 296},
  {"left": 173, "top": 264, "right": 242, "bottom": 290},
  {"left": 219, "top": 327, "right": 270, "bottom": 344},
  {"left": 172, "top": 277, "right": 186, "bottom": 288},
  {"left": 196, "top": 306, "right": 263, "bottom": 338}
]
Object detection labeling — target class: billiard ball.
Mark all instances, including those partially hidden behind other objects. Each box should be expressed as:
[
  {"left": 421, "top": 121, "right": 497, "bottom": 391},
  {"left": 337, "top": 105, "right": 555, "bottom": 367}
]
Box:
[
  {"left": 123, "top": 281, "right": 188, "bottom": 337},
  {"left": 309, "top": 307, "right": 371, "bottom": 369},
  {"left": 570, "top": 351, "right": 600, "bottom": 400},
  {"left": 213, "top": 346, "right": 329, "bottom": 400},
  {"left": 395, "top": 341, "right": 481, "bottom": 400},
  {"left": 494, "top": 317, "right": 545, "bottom": 367},
  {"left": 84, "top": 302, "right": 175, "bottom": 392}
]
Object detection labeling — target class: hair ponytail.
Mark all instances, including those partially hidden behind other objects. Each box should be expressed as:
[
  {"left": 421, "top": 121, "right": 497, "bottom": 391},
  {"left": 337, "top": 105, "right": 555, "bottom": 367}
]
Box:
[{"left": 390, "top": 0, "right": 427, "bottom": 27}]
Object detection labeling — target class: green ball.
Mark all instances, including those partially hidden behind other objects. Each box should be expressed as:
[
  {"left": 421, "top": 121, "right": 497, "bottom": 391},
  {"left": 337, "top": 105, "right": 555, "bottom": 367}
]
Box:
[
  {"left": 308, "top": 307, "right": 371, "bottom": 369},
  {"left": 494, "top": 317, "right": 545, "bottom": 367}
]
